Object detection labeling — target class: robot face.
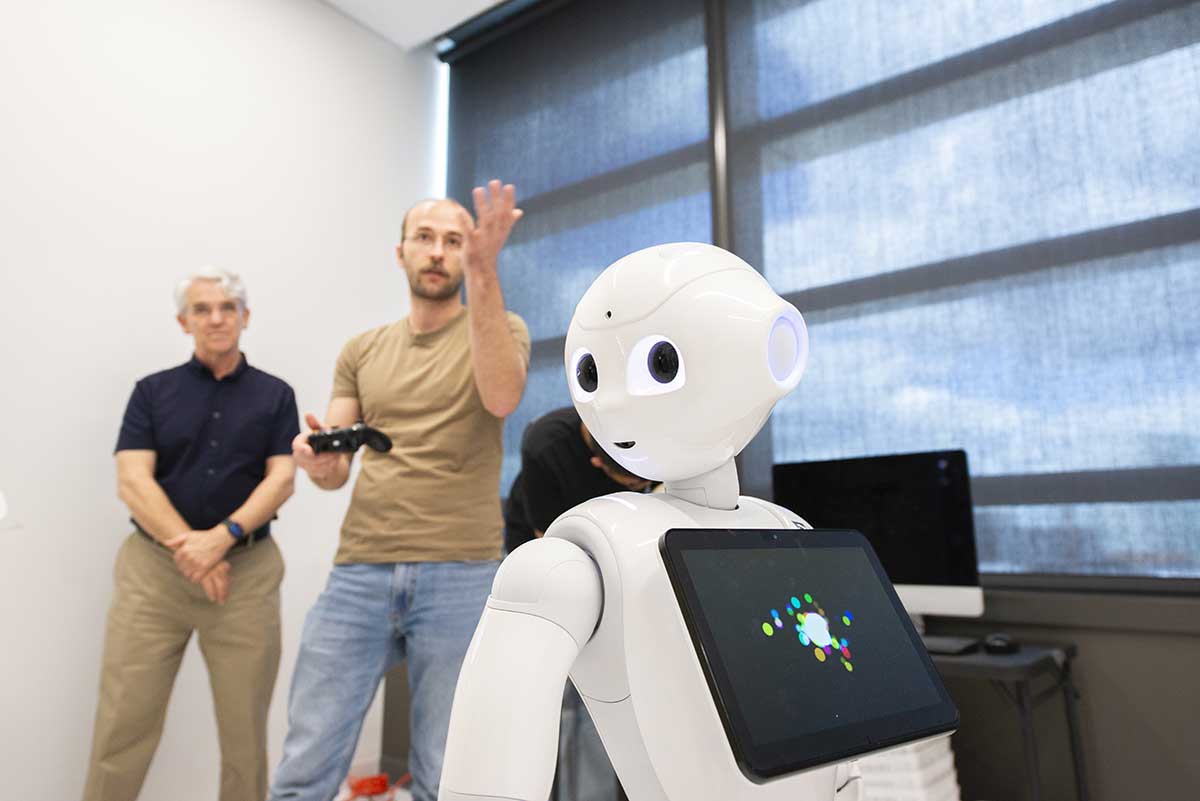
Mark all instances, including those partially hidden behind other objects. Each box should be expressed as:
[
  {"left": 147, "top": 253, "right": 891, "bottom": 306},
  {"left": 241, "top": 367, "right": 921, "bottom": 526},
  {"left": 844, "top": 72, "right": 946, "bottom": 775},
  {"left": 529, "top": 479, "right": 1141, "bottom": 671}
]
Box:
[{"left": 564, "top": 243, "right": 808, "bottom": 483}]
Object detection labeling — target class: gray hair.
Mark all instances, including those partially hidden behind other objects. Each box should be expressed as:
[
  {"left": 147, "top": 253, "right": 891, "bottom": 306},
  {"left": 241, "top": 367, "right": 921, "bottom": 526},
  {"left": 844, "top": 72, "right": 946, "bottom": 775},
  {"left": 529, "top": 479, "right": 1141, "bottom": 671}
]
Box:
[{"left": 174, "top": 266, "right": 248, "bottom": 314}]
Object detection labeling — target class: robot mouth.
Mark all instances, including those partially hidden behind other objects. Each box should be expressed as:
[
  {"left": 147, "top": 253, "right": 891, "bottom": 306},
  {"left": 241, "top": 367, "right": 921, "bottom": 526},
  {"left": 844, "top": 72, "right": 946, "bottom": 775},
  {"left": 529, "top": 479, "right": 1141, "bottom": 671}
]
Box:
[{"left": 613, "top": 441, "right": 636, "bottom": 449}]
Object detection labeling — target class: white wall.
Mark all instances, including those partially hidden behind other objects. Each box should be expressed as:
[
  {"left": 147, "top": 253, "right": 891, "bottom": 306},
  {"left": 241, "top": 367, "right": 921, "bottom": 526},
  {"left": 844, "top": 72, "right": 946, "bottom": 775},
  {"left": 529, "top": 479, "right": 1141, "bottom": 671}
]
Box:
[{"left": 0, "top": 1, "right": 438, "bottom": 798}]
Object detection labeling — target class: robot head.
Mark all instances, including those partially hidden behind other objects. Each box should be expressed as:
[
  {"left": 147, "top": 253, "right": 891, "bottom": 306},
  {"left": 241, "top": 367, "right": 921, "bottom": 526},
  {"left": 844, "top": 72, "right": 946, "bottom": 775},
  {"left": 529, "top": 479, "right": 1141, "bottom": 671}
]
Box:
[{"left": 564, "top": 243, "right": 808, "bottom": 483}]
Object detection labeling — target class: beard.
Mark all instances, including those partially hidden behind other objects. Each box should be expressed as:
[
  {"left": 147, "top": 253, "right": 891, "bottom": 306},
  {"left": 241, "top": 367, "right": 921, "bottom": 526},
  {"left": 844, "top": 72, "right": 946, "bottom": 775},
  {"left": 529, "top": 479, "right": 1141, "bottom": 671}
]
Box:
[{"left": 409, "top": 268, "right": 463, "bottom": 301}]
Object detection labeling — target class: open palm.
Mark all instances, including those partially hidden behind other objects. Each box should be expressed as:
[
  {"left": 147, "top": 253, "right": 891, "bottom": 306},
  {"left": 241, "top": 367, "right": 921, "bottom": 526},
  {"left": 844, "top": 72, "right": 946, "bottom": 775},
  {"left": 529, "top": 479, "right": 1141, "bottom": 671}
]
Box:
[{"left": 463, "top": 179, "right": 523, "bottom": 273}]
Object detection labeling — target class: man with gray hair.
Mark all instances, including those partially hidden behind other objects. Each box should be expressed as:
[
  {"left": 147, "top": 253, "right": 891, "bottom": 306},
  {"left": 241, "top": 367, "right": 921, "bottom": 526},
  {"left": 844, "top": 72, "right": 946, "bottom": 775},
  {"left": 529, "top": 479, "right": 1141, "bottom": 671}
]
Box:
[{"left": 83, "top": 267, "right": 300, "bottom": 801}]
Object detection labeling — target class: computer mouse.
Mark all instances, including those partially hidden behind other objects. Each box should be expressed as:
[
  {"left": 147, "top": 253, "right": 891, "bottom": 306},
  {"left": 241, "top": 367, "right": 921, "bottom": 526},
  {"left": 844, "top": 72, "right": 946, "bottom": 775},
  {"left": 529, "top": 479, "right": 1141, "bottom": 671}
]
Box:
[{"left": 983, "top": 632, "right": 1019, "bottom": 654}]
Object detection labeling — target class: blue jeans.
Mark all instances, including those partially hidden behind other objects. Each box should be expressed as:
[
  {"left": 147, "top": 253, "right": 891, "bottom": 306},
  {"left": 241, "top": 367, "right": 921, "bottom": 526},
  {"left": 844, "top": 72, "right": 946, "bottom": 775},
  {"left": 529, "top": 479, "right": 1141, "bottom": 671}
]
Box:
[
  {"left": 268, "top": 560, "right": 499, "bottom": 801},
  {"left": 559, "top": 684, "right": 619, "bottom": 801}
]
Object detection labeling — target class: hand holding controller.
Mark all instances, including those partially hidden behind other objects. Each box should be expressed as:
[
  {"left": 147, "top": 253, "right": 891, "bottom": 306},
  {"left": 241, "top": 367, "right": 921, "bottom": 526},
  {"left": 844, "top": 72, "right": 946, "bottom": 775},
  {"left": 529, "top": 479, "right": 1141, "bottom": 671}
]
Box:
[{"left": 307, "top": 422, "right": 393, "bottom": 454}]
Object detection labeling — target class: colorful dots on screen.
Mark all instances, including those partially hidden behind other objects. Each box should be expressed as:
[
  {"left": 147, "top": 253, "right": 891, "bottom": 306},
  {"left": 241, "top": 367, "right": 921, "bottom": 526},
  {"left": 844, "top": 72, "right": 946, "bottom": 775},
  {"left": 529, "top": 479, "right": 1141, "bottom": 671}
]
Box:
[{"left": 759, "top": 592, "right": 860, "bottom": 674}]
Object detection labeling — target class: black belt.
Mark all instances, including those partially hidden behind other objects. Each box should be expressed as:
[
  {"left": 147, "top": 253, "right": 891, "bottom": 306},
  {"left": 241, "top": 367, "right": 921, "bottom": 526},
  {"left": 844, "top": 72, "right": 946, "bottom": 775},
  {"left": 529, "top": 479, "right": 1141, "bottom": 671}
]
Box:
[{"left": 135, "top": 524, "right": 271, "bottom": 549}]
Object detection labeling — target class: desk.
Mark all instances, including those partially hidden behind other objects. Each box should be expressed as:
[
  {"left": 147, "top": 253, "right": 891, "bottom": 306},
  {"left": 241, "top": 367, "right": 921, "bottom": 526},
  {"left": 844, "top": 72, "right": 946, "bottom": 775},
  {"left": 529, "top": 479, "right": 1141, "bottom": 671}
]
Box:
[{"left": 930, "top": 643, "right": 1088, "bottom": 801}]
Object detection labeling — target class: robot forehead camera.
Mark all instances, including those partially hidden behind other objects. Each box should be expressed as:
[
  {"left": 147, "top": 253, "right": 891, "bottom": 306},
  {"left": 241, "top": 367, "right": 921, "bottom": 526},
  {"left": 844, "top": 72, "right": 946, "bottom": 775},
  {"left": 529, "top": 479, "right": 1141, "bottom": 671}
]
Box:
[{"left": 564, "top": 243, "right": 808, "bottom": 483}]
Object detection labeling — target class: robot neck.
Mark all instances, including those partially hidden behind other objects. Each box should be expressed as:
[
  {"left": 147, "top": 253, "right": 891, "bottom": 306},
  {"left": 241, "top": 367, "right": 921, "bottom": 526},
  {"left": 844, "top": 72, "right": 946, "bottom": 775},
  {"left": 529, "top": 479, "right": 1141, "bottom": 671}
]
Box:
[{"left": 664, "top": 458, "right": 740, "bottom": 510}]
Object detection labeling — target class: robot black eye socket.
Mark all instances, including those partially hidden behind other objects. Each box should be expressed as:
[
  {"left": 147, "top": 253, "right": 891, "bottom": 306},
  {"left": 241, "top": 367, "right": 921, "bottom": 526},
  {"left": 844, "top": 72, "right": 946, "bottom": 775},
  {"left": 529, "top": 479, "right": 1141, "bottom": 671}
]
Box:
[
  {"left": 647, "top": 341, "right": 679, "bottom": 384},
  {"left": 577, "top": 353, "right": 599, "bottom": 392},
  {"left": 606, "top": 310, "right": 612, "bottom": 319}
]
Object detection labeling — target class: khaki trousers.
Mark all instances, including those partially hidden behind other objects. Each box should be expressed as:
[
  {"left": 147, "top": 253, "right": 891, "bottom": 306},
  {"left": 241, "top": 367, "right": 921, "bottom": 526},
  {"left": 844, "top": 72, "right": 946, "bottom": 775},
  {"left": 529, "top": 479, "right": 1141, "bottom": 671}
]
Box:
[{"left": 83, "top": 532, "right": 284, "bottom": 801}]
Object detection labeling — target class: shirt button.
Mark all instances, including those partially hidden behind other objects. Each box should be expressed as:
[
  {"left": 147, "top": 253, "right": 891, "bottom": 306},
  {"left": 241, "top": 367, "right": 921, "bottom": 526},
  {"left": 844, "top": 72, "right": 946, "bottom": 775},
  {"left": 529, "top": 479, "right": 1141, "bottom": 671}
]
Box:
[
  {"left": 210, "top": 440, "right": 219, "bottom": 448},
  {"left": 207, "top": 468, "right": 215, "bottom": 476},
  {"left": 212, "top": 411, "right": 221, "bottom": 420}
]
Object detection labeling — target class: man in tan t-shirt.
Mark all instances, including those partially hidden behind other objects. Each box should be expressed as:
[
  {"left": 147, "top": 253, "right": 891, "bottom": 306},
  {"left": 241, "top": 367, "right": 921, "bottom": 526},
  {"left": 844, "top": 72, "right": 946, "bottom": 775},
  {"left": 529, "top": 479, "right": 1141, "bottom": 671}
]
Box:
[{"left": 268, "top": 181, "right": 531, "bottom": 801}]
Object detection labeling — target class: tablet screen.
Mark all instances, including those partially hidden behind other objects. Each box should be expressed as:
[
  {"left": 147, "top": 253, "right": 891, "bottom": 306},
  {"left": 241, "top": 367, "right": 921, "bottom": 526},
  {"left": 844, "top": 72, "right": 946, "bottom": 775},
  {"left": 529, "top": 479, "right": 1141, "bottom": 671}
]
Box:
[{"left": 660, "top": 528, "right": 958, "bottom": 781}]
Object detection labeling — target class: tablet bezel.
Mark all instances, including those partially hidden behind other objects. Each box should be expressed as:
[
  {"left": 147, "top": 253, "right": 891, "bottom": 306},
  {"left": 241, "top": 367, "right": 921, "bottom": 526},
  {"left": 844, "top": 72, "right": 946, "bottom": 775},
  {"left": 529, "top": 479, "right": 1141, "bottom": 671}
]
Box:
[{"left": 658, "top": 527, "right": 959, "bottom": 782}]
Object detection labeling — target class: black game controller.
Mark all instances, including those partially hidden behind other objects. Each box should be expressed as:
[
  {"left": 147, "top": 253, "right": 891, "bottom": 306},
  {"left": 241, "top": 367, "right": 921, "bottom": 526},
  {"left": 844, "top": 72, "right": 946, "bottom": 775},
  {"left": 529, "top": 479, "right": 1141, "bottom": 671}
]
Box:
[{"left": 308, "top": 423, "right": 393, "bottom": 454}]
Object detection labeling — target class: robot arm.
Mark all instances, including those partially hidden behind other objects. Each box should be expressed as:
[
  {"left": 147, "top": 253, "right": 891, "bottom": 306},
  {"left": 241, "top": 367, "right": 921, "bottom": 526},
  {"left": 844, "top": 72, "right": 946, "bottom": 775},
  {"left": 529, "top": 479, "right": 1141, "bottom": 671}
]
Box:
[{"left": 439, "top": 537, "right": 603, "bottom": 801}]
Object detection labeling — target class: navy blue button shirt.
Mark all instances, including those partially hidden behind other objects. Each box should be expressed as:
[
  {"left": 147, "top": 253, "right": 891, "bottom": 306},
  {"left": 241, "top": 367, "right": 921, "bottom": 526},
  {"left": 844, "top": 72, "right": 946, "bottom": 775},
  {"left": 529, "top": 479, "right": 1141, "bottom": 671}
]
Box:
[{"left": 115, "top": 354, "right": 300, "bottom": 535}]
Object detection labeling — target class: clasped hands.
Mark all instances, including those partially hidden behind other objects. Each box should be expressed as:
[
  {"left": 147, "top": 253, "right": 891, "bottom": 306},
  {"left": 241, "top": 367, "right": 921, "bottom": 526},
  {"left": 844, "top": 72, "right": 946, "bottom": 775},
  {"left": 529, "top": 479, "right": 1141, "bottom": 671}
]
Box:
[{"left": 166, "top": 527, "right": 233, "bottom": 604}]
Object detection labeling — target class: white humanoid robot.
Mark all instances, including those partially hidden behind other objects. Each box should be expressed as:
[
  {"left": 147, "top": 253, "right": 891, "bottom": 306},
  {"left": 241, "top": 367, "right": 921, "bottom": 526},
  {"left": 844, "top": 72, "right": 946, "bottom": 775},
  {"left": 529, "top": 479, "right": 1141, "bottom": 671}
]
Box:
[{"left": 440, "top": 243, "right": 953, "bottom": 801}]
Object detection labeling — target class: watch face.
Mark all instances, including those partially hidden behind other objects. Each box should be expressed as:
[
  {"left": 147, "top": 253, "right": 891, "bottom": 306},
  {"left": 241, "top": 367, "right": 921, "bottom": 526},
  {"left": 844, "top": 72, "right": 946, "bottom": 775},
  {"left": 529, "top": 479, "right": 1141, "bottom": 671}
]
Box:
[{"left": 225, "top": 520, "right": 244, "bottom": 538}]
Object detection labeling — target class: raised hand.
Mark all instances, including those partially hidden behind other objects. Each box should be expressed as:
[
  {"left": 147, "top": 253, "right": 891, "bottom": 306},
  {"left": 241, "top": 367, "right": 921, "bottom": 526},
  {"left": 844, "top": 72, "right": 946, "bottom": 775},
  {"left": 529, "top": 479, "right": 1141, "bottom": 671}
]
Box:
[{"left": 461, "top": 179, "right": 523, "bottom": 276}]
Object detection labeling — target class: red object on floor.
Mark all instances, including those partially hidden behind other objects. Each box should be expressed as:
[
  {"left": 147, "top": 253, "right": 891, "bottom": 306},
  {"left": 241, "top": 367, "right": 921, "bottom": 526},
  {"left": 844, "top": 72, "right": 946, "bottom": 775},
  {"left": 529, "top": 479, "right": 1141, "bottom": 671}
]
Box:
[{"left": 348, "top": 774, "right": 391, "bottom": 799}]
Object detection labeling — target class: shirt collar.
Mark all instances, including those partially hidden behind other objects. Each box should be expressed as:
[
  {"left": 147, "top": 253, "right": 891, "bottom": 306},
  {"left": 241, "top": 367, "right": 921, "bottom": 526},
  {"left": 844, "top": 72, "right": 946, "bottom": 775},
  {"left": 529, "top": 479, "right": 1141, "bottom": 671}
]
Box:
[
  {"left": 407, "top": 307, "right": 467, "bottom": 346},
  {"left": 187, "top": 352, "right": 249, "bottom": 381}
]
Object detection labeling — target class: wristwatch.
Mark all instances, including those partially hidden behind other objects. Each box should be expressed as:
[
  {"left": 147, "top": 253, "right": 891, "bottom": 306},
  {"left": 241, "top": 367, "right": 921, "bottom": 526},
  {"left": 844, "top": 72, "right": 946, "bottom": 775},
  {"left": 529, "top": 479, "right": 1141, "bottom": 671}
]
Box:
[{"left": 223, "top": 518, "right": 247, "bottom": 542}]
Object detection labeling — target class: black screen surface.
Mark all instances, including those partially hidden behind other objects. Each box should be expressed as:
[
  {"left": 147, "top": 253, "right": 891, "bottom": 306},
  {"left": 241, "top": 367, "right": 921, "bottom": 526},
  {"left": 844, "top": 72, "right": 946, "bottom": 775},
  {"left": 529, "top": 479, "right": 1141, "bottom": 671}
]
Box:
[
  {"left": 661, "top": 529, "right": 957, "bottom": 781},
  {"left": 771, "top": 450, "right": 979, "bottom": 588}
]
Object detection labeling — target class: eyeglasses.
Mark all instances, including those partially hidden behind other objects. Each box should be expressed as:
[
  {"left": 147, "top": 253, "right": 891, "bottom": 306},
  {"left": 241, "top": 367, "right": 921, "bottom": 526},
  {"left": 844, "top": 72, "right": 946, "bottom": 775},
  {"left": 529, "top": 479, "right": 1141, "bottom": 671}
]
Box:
[
  {"left": 408, "top": 229, "right": 465, "bottom": 251},
  {"left": 188, "top": 302, "right": 241, "bottom": 317}
]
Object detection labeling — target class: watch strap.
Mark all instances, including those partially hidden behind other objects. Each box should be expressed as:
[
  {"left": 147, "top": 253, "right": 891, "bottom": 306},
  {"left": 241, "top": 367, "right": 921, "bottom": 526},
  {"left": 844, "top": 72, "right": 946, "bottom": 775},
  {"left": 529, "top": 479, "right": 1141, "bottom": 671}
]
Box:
[{"left": 223, "top": 518, "right": 246, "bottom": 541}]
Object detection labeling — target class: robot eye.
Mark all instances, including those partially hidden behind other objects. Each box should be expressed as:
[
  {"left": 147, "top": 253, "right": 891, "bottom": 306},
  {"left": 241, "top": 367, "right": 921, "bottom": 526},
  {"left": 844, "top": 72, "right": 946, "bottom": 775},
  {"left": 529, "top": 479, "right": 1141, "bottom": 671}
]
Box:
[
  {"left": 627, "top": 335, "right": 686, "bottom": 396},
  {"left": 648, "top": 341, "right": 678, "bottom": 383},
  {"left": 578, "top": 354, "right": 598, "bottom": 392},
  {"left": 569, "top": 348, "right": 599, "bottom": 402}
]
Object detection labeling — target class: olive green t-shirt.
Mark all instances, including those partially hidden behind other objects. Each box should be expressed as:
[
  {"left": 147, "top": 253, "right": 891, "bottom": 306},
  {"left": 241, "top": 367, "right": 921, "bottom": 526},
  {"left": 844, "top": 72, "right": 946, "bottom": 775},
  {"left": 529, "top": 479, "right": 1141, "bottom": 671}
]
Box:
[{"left": 331, "top": 309, "right": 530, "bottom": 564}]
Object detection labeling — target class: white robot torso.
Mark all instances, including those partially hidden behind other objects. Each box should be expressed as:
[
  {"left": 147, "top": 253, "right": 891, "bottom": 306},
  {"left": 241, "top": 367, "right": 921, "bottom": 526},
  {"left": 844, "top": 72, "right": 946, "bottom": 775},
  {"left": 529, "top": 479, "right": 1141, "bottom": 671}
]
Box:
[
  {"left": 548, "top": 490, "right": 853, "bottom": 801},
  {"left": 440, "top": 488, "right": 862, "bottom": 801},
  {"left": 440, "top": 244, "right": 865, "bottom": 801}
]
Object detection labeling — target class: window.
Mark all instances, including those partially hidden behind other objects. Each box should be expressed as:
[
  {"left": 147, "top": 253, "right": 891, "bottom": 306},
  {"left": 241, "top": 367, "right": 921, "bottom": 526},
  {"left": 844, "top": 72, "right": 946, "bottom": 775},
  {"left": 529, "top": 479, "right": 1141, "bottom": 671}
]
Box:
[
  {"left": 726, "top": 0, "right": 1200, "bottom": 580},
  {"left": 447, "top": 0, "right": 712, "bottom": 489},
  {"left": 447, "top": 0, "right": 1200, "bottom": 582}
]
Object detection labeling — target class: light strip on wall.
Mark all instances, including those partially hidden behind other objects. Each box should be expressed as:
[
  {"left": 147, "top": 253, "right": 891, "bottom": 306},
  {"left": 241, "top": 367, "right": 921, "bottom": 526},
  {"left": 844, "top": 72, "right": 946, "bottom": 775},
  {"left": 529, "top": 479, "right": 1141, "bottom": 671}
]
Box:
[{"left": 433, "top": 61, "right": 450, "bottom": 198}]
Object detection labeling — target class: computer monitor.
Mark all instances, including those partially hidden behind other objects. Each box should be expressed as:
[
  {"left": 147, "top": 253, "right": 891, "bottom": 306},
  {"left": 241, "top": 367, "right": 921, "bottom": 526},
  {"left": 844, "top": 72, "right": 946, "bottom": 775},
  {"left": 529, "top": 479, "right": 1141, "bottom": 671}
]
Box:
[{"left": 771, "top": 450, "right": 983, "bottom": 618}]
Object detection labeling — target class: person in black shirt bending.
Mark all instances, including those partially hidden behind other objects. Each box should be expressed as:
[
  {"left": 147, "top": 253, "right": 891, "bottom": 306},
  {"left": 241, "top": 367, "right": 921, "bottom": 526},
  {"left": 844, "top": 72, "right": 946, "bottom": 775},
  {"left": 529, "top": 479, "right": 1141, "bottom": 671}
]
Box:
[
  {"left": 504, "top": 406, "right": 654, "bottom": 551},
  {"left": 503, "top": 406, "right": 655, "bottom": 801}
]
